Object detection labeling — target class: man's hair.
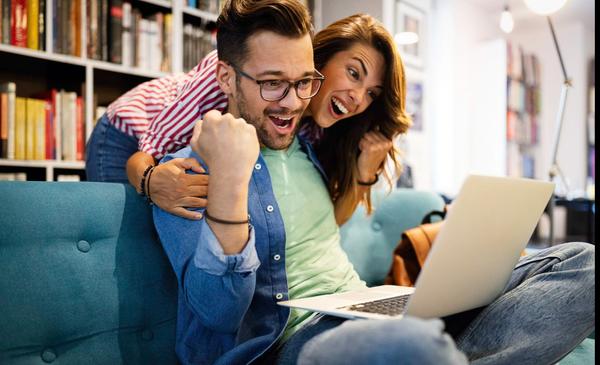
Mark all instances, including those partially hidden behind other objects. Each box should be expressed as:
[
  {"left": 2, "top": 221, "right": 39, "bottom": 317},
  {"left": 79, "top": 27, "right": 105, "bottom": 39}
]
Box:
[{"left": 217, "top": 0, "right": 313, "bottom": 67}]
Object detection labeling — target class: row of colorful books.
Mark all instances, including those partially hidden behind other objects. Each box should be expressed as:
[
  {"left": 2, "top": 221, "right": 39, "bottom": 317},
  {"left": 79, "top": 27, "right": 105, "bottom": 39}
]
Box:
[
  {"left": 0, "top": 1, "right": 174, "bottom": 72},
  {"left": 183, "top": 21, "right": 216, "bottom": 72},
  {"left": 88, "top": 0, "right": 173, "bottom": 72},
  {"left": 0, "top": 0, "right": 47, "bottom": 50},
  {"left": 0, "top": 82, "right": 85, "bottom": 161},
  {"left": 507, "top": 42, "right": 541, "bottom": 87}
]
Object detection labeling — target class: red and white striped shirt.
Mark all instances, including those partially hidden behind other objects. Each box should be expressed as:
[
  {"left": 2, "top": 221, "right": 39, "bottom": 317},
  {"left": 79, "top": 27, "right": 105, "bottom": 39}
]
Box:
[{"left": 106, "top": 50, "right": 228, "bottom": 159}]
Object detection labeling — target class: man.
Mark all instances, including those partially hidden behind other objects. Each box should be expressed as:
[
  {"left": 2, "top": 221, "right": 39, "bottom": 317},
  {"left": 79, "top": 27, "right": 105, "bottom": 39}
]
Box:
[{"left": 154, "top": 1, "right": 595, "bottom": 364}]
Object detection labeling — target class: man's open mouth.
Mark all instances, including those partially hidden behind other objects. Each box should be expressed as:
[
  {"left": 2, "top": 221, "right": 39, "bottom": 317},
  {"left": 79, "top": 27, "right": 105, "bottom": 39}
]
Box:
[{"left": 269, "top": 115, "right": 294, "bottom": 131}]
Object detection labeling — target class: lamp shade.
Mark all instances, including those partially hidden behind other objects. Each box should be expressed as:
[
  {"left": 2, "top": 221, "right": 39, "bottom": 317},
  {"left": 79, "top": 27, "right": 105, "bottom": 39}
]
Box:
[
  {"left": 524, "top": 0, "right": 569, "bottom": 15},
  {"left": 500, "top": 7, "right": 515, "bottom": 33}
]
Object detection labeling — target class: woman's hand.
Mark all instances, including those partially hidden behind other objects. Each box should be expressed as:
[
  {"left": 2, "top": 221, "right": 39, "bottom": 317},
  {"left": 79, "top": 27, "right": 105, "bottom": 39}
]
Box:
[
  {"left": 357, "top": 131, "right": 393, "bottom": 183},
  {"left": 149, "top": 158, "right": 209, "bottom": 220}
]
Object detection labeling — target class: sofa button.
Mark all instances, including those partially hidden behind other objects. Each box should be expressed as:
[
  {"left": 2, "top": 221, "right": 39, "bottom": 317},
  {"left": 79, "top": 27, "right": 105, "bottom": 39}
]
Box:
[
  {"left": 372, "top": 222, "right": 382, "bottom": 231},
  {"left": 76, "top": 240, "right": 91, "bottom": 253},
  {"left": 142, "top": 329, "right": 154, "bottom": 341},
  {"left": 41, "top": 349, "right": 56, "bottom": 363}
]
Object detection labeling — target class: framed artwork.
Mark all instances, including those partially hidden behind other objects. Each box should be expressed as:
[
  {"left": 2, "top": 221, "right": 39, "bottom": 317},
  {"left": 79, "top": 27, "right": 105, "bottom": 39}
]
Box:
[
  {"left": 396, "top": 1, "right": 427, "bottom": 69},
  {"left": 406, "top": 79, "right": 424, "bottom": 131}
]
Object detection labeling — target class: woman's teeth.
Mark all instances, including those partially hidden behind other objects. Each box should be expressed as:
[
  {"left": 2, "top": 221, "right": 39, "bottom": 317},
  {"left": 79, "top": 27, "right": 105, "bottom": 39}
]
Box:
[{"left": 332, "top": 97, "right": 349, "bottom": 115}]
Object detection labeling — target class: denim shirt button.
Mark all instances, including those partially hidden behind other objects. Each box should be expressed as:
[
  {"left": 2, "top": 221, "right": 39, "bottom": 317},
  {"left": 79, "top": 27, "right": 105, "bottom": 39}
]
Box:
[
  {"left": 266, "top": 205, "right": 274, "bottom": 213},
  {"left": 273, "top": 254, "right": 281, "bottom": 261},
  {"left": 275, "top": 293, "right": 284, "bottom": 300},
  {"left": 255, "top": 163, "right": 262, "bottom": 170}
]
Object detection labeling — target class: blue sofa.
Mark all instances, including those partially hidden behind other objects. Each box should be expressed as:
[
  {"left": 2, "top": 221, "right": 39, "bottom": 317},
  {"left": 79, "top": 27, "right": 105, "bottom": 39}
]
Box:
[{"left": 0, "top": 182, "right": 593, "bottom": 364}]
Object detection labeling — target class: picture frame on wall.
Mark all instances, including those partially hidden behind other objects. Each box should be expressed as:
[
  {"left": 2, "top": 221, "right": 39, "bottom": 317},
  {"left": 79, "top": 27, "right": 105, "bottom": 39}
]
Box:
[
  {"left": 406, "top": 77, "right": 424, "bottom": 131},
  {"left": 396, "top": 1, "right": 427, "bottom": 69}
]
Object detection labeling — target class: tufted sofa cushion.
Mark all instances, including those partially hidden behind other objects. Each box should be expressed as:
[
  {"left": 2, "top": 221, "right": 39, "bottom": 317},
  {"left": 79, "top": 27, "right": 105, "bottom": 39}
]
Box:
[{"left": 0, "top": 182, "right": 178, "bottom": 365}]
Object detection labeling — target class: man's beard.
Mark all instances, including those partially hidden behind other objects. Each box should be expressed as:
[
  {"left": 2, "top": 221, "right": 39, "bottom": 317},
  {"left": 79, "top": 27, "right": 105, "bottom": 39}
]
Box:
[{"left": 236, "top": 89, "right": 302, "bottom": 150}]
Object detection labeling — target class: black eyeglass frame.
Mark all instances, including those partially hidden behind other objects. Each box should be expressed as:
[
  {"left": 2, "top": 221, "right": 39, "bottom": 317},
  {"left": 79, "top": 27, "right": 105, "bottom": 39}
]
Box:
[{"left": 230, "top": 64, "right": 325, "bottom": 102}]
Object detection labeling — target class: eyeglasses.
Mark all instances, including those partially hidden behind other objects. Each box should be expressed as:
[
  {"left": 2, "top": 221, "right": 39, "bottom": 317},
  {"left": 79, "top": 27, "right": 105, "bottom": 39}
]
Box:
[{"left": 231, "top": 64, "right": 325, "bottom": 102}]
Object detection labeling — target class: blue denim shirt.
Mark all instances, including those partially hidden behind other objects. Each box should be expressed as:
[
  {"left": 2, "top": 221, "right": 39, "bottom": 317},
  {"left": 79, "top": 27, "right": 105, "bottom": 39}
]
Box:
[{"left": 153, "top": 137, "right": 328, "bottom": 365}]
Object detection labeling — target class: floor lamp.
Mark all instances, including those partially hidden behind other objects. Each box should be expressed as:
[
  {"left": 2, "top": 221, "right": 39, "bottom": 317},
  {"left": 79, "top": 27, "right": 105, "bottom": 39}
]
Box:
[{"left": 524, "top": 0, "right": 571, "bottom": 245}]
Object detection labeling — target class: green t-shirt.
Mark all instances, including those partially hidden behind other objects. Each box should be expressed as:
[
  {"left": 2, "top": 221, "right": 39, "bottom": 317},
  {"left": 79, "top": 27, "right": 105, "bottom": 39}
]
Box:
[{"left": 262, "top": 137, "right": 366, "bottom": 344}]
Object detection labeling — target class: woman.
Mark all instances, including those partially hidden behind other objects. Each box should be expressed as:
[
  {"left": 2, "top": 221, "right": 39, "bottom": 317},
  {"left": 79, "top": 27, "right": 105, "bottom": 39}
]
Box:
[{"left": 86, "top": 14, "right": 411, "bottom": 224}]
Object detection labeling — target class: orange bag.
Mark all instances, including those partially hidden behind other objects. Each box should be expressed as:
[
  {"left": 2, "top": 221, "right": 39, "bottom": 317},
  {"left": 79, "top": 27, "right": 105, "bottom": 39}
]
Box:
[{"left": 384, "top": 210, "right": 445, "bottom": 287}]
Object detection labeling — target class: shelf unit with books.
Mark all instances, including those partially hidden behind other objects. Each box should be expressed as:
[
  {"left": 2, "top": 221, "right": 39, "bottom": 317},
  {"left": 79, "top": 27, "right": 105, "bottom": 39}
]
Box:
[
  {"left": 0, "top": 0, "right": 220, "bottom": 181},
  {"left": 506, "top": 42, "right": 541, "bottom": 179}
]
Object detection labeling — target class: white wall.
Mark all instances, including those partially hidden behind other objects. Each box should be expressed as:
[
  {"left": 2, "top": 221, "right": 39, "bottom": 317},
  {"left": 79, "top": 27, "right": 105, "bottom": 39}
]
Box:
[{"left": 427, "top": 0, "right": 507, "bottom": 195}]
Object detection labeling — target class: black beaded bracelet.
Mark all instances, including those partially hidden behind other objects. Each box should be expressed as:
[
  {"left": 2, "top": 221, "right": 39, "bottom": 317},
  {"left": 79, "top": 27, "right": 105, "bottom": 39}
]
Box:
[
  {"left": 140, "top": 165, "right": 154, "bottom": 196},
  {"left": 357, "top": 174, "right": 379, "bottom": 186},
  {"left": 204, "top": 211, "right": 249, "bottom": 225}
]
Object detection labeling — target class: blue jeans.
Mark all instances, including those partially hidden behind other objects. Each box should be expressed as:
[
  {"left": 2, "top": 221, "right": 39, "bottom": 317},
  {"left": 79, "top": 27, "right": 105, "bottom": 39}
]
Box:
[
  {"left": 85, "top": 114, "right": 138, "bottom": 183},
  {"left": 261, "top": 242, "right": 594, "bottom": 365}
]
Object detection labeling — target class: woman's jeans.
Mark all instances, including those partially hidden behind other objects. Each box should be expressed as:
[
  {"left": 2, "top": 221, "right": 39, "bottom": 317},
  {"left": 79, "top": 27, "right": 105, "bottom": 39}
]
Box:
[
  {"left": 264, "top": 242, "right": 595, "bottom": 365},
  {"left": 85, "top": 114, "right": 138, "bottom": 183}
]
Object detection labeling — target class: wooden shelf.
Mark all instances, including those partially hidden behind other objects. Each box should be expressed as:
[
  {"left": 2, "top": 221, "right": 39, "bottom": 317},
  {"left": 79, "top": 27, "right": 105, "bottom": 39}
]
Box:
[{"left": 0, "top": 159, "right": 85, "bottom": 170}]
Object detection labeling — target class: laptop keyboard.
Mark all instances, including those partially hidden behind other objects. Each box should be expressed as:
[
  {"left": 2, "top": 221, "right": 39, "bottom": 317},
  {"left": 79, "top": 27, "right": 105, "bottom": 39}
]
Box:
[{"left": 339, "top": 294, "right": 411, "bottom": 316}]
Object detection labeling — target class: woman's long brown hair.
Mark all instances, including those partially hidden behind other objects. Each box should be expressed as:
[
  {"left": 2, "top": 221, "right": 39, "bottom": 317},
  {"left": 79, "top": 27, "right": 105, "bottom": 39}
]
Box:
[{"left": 306, "top": 14, "right": 412, "bottom": 215}]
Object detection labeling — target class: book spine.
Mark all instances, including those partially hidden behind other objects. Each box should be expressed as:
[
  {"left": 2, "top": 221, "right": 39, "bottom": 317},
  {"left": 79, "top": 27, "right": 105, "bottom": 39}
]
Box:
[
  {"left": 62, "top": 0, "right": 70, "bottom": 54},
  {"left": 15, "top": 97, "right": 26, "bottom": 160},
  {"left": 87, "top": 0, "right": 98, "bottom": 59},
  {"left": 2, "top": 83, "right": 16, "bottom": 159},
  {"left": 53, "top": 0, "right": 61, "bottom": 53},
  {"left": 101, "top": 0, "right": 108, "bottom": 61},
  {"left": 76, "top": 96, "right": 83, "bottom": 160},
  {"left": 11, "top": 0, "right": 28, "bottom": 47},
  {"left": 121, "top": 1, "right": 131, "bottom": 67},
  {"left": 35, "top": 100, "right": 45, "bottom": 160},
  {"left": 27, "top": 0, "right": 38, "bottom": 50},
  {"left": 73, "top": 0, "right": 81, "bottom": 56},
  {"left": 45, "top": 97, "right": 53, "bottom": 159},
  {"left": 25, "top": 98, "right": 35, "bottom": 160},
  {"left": 54, "top": 90, "right": 62, "bottom": 161},
  {"left": 2, "top": 0, "right": 10, "bottom": 44},
  {"left": 0, "top": 92, "right": 7, "bottom": 158},
  {"left": 38, "top": 0, "right": 45, "bottom": 50},
  {"left": 109, "top": 0, "right": 123, "bottom": 64}
]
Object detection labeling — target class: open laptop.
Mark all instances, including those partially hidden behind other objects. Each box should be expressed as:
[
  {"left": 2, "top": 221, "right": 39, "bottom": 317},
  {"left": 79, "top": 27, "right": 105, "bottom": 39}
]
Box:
[{"left": 278, "top": 175, "right": 554, "bottom": 320}]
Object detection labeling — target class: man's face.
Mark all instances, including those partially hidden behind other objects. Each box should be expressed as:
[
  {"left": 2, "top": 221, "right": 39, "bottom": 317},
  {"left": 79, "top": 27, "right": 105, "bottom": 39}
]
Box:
[{"left": 229, "top": 31, "right": 314, "bottom": 150}]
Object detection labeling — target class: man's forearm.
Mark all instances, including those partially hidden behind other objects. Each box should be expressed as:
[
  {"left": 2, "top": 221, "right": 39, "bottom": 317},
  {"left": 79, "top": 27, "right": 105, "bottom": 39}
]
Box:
[
  {"left": 126, "top": 151, "right": 157, "bottom": 193},
  {"left": 206, "top": 173, "right": 250, "bottom": 255}
]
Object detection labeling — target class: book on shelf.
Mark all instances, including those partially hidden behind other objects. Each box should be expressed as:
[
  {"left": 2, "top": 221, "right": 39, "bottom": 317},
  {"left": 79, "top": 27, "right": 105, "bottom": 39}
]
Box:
[
  {"left": 10, "top": 0, "right": 27, "bottom": 47},
  {"left": 109, "top": 0, "right": 123, "bottom": 64},
  {"left": 0, "top": 82, "right": 16, "bottom": 159},
  {"left": 188, "top": 0, "right": 224, "bottom": 14},
  {"left": 56, "top": 174, "right": 81, "bottom": 181},
  {"left": 26, "top": 0, "right": 39, "bottom": 50},
  {"left": 0, "top": 172, "right": 27, "bottom": 181},
  {"left": 0, "top": 83, "right": 85, "bottom": 162}
]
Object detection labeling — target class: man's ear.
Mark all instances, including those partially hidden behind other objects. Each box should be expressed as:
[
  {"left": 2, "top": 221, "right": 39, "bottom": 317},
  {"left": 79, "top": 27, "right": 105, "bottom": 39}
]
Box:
[{"left": 216, "top": 61, "right": 235, "bottom": 95}]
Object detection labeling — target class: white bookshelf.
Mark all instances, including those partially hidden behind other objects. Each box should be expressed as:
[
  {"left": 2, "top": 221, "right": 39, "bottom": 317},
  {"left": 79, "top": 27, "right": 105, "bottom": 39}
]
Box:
[{"left": 0, "top": 0, "right": 219, "bottom": 181}]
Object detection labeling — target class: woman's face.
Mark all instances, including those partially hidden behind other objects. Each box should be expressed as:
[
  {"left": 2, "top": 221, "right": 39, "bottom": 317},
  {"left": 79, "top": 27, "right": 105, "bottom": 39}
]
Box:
[{"left": 308, "top": 43, "right": 385, "bottom": 128}]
